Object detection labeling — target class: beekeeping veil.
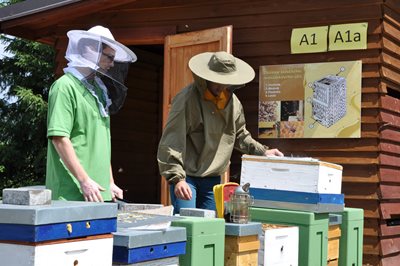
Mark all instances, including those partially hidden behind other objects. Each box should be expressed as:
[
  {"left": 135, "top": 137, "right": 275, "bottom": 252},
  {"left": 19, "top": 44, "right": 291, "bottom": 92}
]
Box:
[{"left": 65, "top": 25, "right": 137, "bottom": 115}]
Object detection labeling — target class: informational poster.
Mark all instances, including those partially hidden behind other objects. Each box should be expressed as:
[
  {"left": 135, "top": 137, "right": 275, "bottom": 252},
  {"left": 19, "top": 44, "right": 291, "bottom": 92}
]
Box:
[{"left": 258, "top": 61, "right": 361, "bottom": 138}]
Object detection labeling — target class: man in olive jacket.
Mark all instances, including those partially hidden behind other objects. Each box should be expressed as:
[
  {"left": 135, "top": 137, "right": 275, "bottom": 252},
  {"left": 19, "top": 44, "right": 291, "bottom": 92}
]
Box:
[{"left": 157, "top": 51, "right": 283, "bottom": 213}]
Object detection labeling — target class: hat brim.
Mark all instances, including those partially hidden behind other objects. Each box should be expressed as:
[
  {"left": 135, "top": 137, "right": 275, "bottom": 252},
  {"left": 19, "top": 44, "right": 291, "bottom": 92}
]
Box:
[
  {"left": 67, "top": 30, "right": 137, "bottom": 63},
  {"left": 188, "top": 52, "right": 255, "bottom": 85}
]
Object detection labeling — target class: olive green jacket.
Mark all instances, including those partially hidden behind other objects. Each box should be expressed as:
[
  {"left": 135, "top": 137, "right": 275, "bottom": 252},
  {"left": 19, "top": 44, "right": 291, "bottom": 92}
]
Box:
[{"left": 157, "top": 76, "right": 267, "bottom": 184}]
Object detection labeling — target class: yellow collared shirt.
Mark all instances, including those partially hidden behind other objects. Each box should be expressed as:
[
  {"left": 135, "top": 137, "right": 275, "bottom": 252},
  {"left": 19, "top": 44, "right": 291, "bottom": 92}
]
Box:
[{"left": 204, "top": 88, "right": 230, "bottom": 110}]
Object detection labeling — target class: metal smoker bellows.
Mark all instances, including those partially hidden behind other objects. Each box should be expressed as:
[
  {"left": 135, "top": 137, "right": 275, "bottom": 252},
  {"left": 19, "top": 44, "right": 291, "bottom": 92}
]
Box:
[
  {"left": 312, "top": 75, "right": 347, "bottom": 128},
  {"left": 229, "top": 183, "right": 254, "bottom": 224}
]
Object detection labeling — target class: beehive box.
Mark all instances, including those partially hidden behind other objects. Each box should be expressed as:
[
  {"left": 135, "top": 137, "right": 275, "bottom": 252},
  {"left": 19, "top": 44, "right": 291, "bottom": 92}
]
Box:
[
  {"left": 241, "top": 155, "right": 344, "bottom": 213},
  {"left": 225, "top": 222, "right": 261, "bottom": 266},
  {"left": 328, "top": 214, "right": 342, "bottom": 264},
  {"left": 113, "top": 256, "right": 179, "bottom": 266},
  {"left": 0, "top": 234, "right": 113, "bottom": 266},
  {"left": 225, "top": 235, "right": 259, "bottom": 266},
  {"left": 251, "top": 207, "right": 329, "bottom": 266},
  {"left": 336, "top": 208, "right": 364, "bottom": 266},
  {"left": 0, "top": 200, "right": 118, "bottom": 266},
  {"left": 113, "top": 227, "right": 186, "bottom": 264},
  {"left": 328, "top": 225, "right": 341, "bottom": 263},
  {"left": 259, "top": 224, "right": 299, "bottom": 266},
  {"left": 0, "top": 200, "right": 118, "bottom": 242},
  {"left": 171, "top": 217, "right": 225, "bottom": 266}
]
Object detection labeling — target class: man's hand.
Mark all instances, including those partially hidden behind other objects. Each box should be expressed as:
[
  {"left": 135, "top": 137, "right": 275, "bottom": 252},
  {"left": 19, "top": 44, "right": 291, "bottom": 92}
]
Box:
[
  {"left": 174, "top": 180, "right": 192, "bottom": 200},
  {"left": 264, "top": 148, "right": 284, "bottom": 157},
  {"left": 110, "top": 182, "right": 123, "bottom": 201},
  {"left": 79, "top": 178, "right": 105, "bottom": 202}
]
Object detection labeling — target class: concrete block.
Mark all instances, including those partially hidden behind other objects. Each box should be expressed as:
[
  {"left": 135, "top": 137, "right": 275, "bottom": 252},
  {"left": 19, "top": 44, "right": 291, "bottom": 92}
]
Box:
[
  {"left": 2, "top": 187, "right": 51, "bottom": 205},
  {"left": 329, "top": 213, "right": 342, "bottom": 225},
  {"left": 119, "top": 203, "right": 164, "bottom": 212},
  {"left": 225, "top": 222, "right": 262, "bottom": 236},
  {"left": 180, "top": 208, "right": 216, "bottom": 218}
]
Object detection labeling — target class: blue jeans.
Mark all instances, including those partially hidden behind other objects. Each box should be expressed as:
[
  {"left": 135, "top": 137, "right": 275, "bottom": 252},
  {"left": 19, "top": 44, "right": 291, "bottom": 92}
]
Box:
[{"left": 170, "top": 176, "right": 221, "bottom": 214}]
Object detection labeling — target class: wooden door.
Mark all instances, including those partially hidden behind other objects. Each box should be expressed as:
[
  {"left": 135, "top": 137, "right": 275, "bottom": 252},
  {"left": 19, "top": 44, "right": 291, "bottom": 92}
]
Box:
[{"left": 161, "top": 25, "right": 233, "bottom": 205}]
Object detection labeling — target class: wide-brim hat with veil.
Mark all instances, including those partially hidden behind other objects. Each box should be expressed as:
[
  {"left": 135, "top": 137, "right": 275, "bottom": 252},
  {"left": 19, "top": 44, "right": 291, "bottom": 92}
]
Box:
[
  {"left": 66, "top": 25, "right": 137, "bottom": 66},
  {"left": 188, "top": 51, "right": 255, "bottom": 85},
  {"left": 65, "top": 25, "right": 137, "bottom": 115}
]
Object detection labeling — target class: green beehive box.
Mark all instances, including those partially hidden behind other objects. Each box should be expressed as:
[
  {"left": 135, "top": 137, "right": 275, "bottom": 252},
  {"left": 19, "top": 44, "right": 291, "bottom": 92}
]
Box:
[
  {"left": 171, "top": 217, "right": 225, "bottom": 266},
  {"left": 250, "top": 207, "right": 329, "bottom": 266},
  {"left": 337, "top": 207, "right": 364, "bottom": 266}
]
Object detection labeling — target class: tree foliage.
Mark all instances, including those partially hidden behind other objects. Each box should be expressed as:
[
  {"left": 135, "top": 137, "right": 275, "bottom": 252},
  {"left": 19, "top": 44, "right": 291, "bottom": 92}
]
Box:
[
  {"left": 0, "top": 0, "right": 56, "bottom": 193},
  {"left": 1, "top": 35, "right": 55, "bottom": 99},
  {"left": 0, "top": 1, "right": 18, "bottom": 8},
  {"left": 0, "top": 88, "right": 49, "bottom": 189}
]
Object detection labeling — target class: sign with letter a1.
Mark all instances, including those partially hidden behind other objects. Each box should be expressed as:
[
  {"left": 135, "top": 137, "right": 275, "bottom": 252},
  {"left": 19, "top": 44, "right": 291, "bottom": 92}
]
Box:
[{"left": 291, "top": 26, "right": 328, "bottom": 54}]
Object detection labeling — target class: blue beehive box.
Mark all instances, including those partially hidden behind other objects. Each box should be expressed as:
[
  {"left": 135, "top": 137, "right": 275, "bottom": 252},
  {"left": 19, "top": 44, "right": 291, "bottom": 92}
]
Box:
[
  {"left": 0, "top": 200, "right": 118, "bottom": 242},
  {"left": 112, "top": 227, "right": 186, "bottom": 264}
]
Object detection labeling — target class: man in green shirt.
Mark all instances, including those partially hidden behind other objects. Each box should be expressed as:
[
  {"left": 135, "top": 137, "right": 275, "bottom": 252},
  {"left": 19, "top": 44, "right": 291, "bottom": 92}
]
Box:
[
  {"left": 46, "top": 26, "right": 136, "bottom": 201},
  {"left": 158, "top": 51, "right": 283, "bottom": 213}
]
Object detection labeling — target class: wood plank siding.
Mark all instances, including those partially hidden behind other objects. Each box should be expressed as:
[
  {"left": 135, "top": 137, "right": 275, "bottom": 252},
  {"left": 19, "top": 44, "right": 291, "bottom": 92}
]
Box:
[
  {"left": 2, "top": 0, "right": 400, "bottom": 264},
  {"left": 379, "top": 2, "right": 400, "bottom": 263},
  {"left": 110, "top": 48, "right": 163, "bottom": 203}
]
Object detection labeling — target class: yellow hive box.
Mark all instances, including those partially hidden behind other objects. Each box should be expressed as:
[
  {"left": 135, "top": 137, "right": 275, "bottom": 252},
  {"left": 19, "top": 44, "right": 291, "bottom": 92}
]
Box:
[
  {"left": 225, "top": 235, "right": 259, "bottom": 266},
  {"left": 328, "top": 224, "right": 341, "bottom": 262}
]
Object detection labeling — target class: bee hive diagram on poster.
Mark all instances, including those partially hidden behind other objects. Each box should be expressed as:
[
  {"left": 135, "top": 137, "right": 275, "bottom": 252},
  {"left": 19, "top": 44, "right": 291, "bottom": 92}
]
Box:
[
  {"left": 311, "top": 75, "right": 347, "bottom": 128},
  {"left": 258, "top": 61, "right": 361, "bottom": 139}
]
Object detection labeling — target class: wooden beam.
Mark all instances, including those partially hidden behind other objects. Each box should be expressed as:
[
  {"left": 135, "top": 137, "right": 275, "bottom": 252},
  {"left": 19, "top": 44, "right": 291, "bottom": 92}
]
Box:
[
  {"left": 112, "top": 26, "right": 176, "bottom": 45},
  {"left": 1, "top": 0, "right": 138, "bottom": 30}
]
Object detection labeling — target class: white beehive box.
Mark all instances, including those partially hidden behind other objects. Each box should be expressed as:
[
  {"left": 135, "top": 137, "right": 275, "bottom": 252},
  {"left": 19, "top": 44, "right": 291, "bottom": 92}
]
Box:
[
  {"left": 259, "top": 224, "right": 299, "bottom": 266},
  {"left": 241, "top": 155, "right": 343, "bottom": 194},
  {"left": 0, "top": 234, "right": 113, "bottom": 266}
]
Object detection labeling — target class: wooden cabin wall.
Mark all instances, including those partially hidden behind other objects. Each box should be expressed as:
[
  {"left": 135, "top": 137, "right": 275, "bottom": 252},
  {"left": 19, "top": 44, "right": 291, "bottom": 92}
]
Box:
[
  {"left": 377, "top": 1, "right": 400, "bottom": 265},
  {"left": 54, "top": 36, "right": 68, "bottom": 78},
  {"left": 23, "top": 0, "right": 400, "bottom": 264},
  {"left": 110, "top": 48, "right": 163, "bottom": 203}
]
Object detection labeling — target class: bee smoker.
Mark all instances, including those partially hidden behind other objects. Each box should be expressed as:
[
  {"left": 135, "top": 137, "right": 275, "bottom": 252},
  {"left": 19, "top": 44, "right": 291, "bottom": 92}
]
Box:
[{"left": 229, "top": 183, "right": 253, "bottom": 224}]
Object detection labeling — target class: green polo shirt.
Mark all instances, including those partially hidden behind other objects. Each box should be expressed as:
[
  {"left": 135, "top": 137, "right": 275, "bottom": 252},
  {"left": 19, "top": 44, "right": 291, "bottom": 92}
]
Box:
[{"left": 46, "top": 73, "right": 112, "bottom": 201}]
